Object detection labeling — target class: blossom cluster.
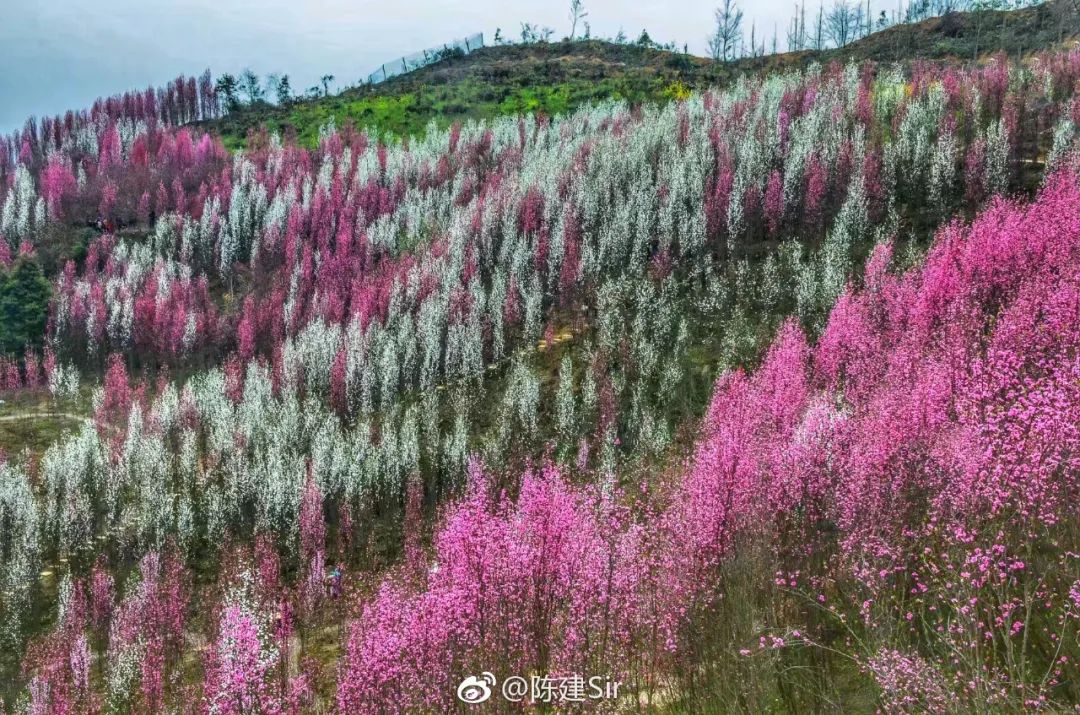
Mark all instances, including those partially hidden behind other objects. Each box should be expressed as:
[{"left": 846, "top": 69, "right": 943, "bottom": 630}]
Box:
[{"left": 1, "top": 48, "right": 1080, "bottom": 712}]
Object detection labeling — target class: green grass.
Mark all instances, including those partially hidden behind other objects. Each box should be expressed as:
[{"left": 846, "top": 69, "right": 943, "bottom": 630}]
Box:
[
  {"left": 209, "top": 46, "right": 714, "bottom": 148},
  {"left": 200, "top": 4, "right": 1078, "bottom": 151},
  {"left": 0, "top": 414, "right": 81, "bottom": 458},
  {"left": 0, "top": 389, "right": 89, "bottom": 459}
]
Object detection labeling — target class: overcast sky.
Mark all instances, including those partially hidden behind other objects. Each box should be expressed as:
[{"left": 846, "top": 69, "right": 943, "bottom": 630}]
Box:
[{"left": 0, "top": 0, "right": 805, "bottom": 133}]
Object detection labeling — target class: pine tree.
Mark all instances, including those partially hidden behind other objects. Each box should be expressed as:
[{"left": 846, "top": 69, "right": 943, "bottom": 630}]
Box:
[
  {"left": 214, "top": 74, "right": 240, "bottom": 113},
  {"left": 0, "top": 257, "right": 51, "bottom": 354}
]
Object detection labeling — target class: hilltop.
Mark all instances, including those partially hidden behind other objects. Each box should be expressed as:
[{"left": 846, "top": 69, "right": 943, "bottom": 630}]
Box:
[{"left": 205, "top": 3, "right": 1079, "bottom": 148}]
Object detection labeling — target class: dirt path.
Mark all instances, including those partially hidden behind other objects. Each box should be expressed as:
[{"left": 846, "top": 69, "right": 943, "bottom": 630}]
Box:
[{"left": 0, "top": 411, "right": 89, "bottom": 424}]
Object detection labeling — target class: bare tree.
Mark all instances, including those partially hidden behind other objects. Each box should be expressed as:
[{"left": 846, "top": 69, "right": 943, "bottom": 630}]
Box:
[
  {"left": 1050, "top": 0, "right": 1080, "bottom": 43},
  {"left": 968, "top": 0, "right": 1007, "bottom": 58},
  {"left": 813, "top": 1, "right": 826, "bottom": 50},
  {"left": 933, "top": 0, "right": 966, "bottom": 13},
  {"left": 708, "top": 0, "right": 744, "bottom": 61},
  {"left": 800, "top": 0, "right": 808, "bottom": 48},
  {"left": 320, "top": 74, "right": 335, "bottom": 97},
  {"left": 265, "top": 74, "right": 292, "bottom": 105},
  {"left": 569, "top": 0, "right": 588, "bottom": 40},
  {"left": 274, "top": 75, "right": 292, "bottom": 105},
  {"left": 906, "top": 0, "right": 932, "bottom": 22},
  {"left": 239, "top": 69, "right": 264, "bottom": 104},
  {"left": 521, "top": 23, "right": 554, "bottom": 43},
  {"left": 787, "top": 0, "right": 809, "bottom": 51},
  {"left": 826, "top": 0, "right": 863, "bottom": 47}
]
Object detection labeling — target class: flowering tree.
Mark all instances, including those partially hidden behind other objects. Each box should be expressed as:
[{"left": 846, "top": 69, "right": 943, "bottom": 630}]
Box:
[{"left": 4, "top": 45, "right": 1080, "bottom": 713}]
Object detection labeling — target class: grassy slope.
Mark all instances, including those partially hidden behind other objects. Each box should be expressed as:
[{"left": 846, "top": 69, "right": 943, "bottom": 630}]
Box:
[
  {"left": 2, "top": 5, "right": 1077, "bottom": 707},
  {"left": 202, "top": 4, "right": 1078, "bottom": 149},
  {"left": 12, "top": 4, "right": 1073, "bottom": 451},
  {"left": 0, "top": 391, "right": 84, "bottom": 458},
  {"left": 12, "top": 3, "right": 1068, "bottom": 446}
]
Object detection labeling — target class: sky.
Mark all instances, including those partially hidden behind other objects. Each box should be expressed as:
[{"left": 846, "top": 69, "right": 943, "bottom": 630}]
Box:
[{"left": 0, "top": 0, "right": 801, "bottom": 133}]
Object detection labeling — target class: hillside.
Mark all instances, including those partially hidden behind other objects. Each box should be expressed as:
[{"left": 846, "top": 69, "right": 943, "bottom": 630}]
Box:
[
  {"left": 205, "top": 3, "right": 1079, "bottom": 148},
  {"left": 2, "top": 3, "right": 1080, "bottom": 711}
]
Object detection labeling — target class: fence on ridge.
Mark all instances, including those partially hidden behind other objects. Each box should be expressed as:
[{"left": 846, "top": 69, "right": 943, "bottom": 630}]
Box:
[{"left": 366, "top": 33, "right": 484, "bottom": 84}]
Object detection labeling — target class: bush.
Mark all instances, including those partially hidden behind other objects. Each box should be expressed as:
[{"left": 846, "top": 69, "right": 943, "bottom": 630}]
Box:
[{"left": 0, "top": 257, "right": 51, "bottom": 355}]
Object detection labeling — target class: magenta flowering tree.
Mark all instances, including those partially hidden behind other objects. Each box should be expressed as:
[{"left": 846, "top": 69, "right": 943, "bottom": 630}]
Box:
[
  {"left": 298, "top": 468, "right": 325, "bottom": 564},
  {"left": 90, "top": 557, "right": 115, "bottom": 629},
  {"left": 95, "top": 353, "right": 131, "bottom": 429},
  {"left": 6, "top": 44, "right": 1080, "bottom": 714},
  {"left": 337, "top": 460, "right": 631, "bottom": 712},
  {"left": 40, "top": 156, "right": 76, "bottom": 219},
  {"left": 93, "top": 551, "right": 189, "bottom": 712},
  {"left": 203, "top": 599, "right": 280, "bottom": 715},
  {"left": 298, "top": 467, "right": 326, "bottom": 613},
  {"left": 202, "top": 569, "right": 312, "bottom": 715},
  {"left": 333, "top": 170, "right": 1080, "bottom": 711}
]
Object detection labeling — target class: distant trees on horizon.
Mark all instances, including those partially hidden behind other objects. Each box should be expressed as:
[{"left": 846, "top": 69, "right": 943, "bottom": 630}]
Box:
[
  {"left": 17, "top": 0, "right": 1051, "bottom": 126},
  {"left": 200, "top": 0, "right": 1064, "bottom": 121},
  {"left": 498, "top": 0, "right": 1055, "bottom": 69}
]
